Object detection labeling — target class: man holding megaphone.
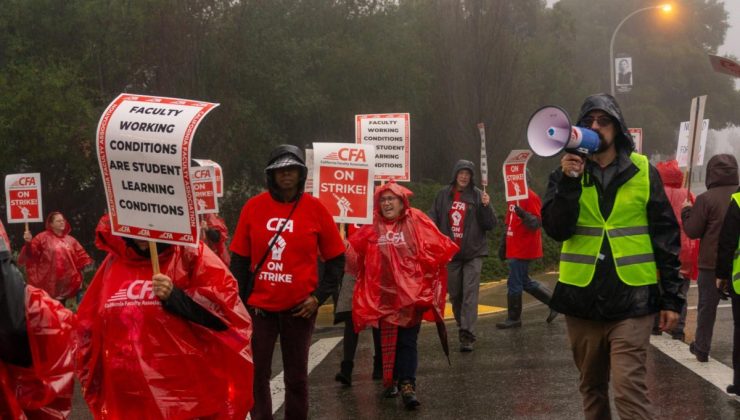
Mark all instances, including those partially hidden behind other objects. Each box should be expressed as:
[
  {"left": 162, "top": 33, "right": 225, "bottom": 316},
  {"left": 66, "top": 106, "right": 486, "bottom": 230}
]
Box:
[{"left": 539, "top": 93, "right": 685, "bottom": 420}]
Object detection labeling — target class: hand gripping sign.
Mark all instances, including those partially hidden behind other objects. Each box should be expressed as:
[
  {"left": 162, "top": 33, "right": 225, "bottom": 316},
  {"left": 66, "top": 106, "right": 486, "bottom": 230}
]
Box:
[
  {"left": 192, "top": 158, "right": 224, "bottom": 197},
  {"left": 191, "top": 166, "right": 219, "bottom": 214},
  {"left": 5, "top": 173, "right": 43, "bottom": 223},
  {"left": 355, "top": 113, "right": 410, "bottom": 181},
  {"left": 312, "top": 143, "right": 375, "bottom": 224},
  {"left": 503, "top": 150, "right": 533, "bottom": 202},
  {"left": 96, "top": 94, "right": 219, "bottom": 247}
]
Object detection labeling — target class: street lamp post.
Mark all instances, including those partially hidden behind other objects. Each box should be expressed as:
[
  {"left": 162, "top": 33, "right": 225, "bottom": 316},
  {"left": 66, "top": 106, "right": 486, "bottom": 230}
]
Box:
[{"left": 609, "top": 4, "right": 672, "bottom": 96}]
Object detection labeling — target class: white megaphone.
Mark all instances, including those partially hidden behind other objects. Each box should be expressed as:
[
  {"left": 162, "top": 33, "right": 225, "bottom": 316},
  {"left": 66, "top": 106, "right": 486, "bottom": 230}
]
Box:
[{"left": 526, "top": 106, "right": 601, "bottom": 157}]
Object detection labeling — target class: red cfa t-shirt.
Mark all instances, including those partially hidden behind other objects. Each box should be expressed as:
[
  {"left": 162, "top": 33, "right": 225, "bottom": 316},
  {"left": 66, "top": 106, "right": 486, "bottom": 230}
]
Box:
[
  {"left": 230, "top": 192, "right": 345, "bottom": 311},
  {"left": 448, "top": 191, "right": 467, "bottom": 245},
  {"left": 505, "top": 190, "right": 543, "bottom": 260}
]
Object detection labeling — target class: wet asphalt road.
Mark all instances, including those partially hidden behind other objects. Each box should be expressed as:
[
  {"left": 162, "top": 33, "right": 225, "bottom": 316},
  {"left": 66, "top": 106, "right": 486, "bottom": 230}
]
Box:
[{"left": 71, "top": 273, "right": 740, "bottom": 419}]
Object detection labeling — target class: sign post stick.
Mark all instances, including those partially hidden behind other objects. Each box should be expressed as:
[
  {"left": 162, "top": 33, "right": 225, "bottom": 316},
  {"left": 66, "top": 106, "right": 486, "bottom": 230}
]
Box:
[{"left": 149, "top": 241, "right": 160, "bottom": 274}]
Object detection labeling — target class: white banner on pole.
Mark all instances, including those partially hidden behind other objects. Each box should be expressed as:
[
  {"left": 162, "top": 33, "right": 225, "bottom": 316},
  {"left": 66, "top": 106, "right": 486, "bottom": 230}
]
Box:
[
  {"left": 676, "top": 119, "right": 709, "bottom": 168},
  {"left": 477, "top": 123, "right": 489, "bottom": 187},
  {"left": 96, "top": 94, "right": 219, "bottom": 246},
  {"left": 355, "top": 113, "right": 410, "bottom": 181}
]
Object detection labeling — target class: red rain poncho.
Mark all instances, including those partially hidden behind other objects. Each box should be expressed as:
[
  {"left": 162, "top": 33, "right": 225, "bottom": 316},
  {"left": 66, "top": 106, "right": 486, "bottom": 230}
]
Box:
[
  {"left": 0, "top": 219, "right": 76, "bottom": 420},
  {"left": 18, "top": 213, "right": 92, "bottom": 300},
  {"left": 201, "top": 213, "right": 230, "bottom": 266},
  {"left": 349, "top": 182, "right": 458, "bottom": 331},
  {"left": 656, "top": 160, "right": 699, "bottom": 280},
  {"left": 75, "top": 218, "right": 254, "bottom": 419}
]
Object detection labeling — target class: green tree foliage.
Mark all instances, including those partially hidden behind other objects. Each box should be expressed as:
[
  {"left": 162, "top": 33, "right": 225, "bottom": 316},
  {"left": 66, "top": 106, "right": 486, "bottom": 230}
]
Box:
[{"left": 0, "top": 0, "right": 737, "bottom": 276}]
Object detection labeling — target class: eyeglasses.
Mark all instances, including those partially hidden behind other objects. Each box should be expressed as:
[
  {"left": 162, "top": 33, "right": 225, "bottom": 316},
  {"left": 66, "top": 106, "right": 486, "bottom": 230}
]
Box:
[
  {"left": 379, "top": 196, "right": 399, "bottom": 203},
  {"left": 581, "top": 116, "right": 613, "bottom": 127}
]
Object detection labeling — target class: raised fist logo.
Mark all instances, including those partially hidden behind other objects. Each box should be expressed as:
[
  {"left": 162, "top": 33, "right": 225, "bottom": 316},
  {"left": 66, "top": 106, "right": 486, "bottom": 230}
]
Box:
[
  {"left": 271, "top": 234, "right": 287, "bottom": 260},
  {"left": 451, "top": 210, "right": 462, "bottom": 226},
  {"left": 20, "top": 206, "right": 30, "bottom": 219},
  {"left": 333, "top": 193, "right": 352, "bottom": 218},
  {"left": 197, "top": 199, "right": 207, "bottom": 211},
  {"left": 513, "top": 183, "right": 521, "bottom": 196}
]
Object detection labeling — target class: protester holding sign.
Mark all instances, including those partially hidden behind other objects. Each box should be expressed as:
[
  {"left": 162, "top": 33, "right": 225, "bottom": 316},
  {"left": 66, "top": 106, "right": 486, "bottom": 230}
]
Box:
[
  {"left": 0, "top": 220, "right": 76, "bottom": 419},
  {"left": 497, "top": 188, "right": 558, "bottom": 329},
  {"left": 681, "top": 154, "right": 738, "bottom": 362},
  {"left": 349, "top": 181, "right": 458, "bottom": 410},
  {"left": 18, "top": 211, "right": 92, "bottom": 302},
  {"left": 429, "top": 159, "right": 495, "bottom": 351},
  {"left": 75, "top": 216, "right": 254, "bottom": 419},
  {"left": 229, "top": 144, "right": 345, "bottom": 420}
]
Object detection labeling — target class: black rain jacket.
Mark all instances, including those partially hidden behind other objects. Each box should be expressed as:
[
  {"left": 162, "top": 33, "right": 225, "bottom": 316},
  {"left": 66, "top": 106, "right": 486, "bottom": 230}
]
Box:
[{"left": 542, "top": 93, "right": 685, "bottom": 320}]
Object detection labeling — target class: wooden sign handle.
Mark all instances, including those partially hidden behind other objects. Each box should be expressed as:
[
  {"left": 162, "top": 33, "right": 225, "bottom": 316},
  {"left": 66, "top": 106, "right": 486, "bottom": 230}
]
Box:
[{"left": 149, "top": 241, "right": 160, "bottom": 274}]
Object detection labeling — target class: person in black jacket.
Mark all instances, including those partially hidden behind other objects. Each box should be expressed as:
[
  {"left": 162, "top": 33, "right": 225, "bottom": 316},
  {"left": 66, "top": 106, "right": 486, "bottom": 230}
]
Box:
[
  {"left": 429, "top": 160, "right": 495, "bottom": 352},
  {"left": 542, "top": 93, "right": 684, "bottom": 420},
  {"left": 717, "top": 187, "right": 740, "bottom": 395}
]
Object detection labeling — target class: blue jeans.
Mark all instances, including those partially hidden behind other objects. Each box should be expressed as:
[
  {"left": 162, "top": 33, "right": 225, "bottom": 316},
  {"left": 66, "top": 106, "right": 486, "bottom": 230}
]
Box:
[
  {"left": 507, "top": 259, "right": 540, "bottom": 295},
  {"left": 395, "top": 324, "right": 421, "bottom": 385}
]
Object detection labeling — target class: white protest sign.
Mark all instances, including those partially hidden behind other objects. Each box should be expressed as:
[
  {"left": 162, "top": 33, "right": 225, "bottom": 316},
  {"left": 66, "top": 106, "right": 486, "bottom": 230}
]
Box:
[
  {"left": 477, "top": 123, "right": 489, "bottom": 187},
  {"left": 313, "top": 143, "right": 375, "bottom": 224},
  {"left": 676, "top": 119, "right": 709, "bottom": 168},
  {"left": 5, "top": 173, "right": 43, "bottom": 223},
  {"left": 502, "top": 150, "right": 532, "bottom": 202},
  {"left": 709, "top": 54, "right": 740, "bottom": 78},
  {"left": 191, "top": 166, "right": 218, "bottom": 214},
  {"left": 628, "top": 128, "right": 643, "bottom": 154},
  {"left": 192, "top": 159, "right": 224, "bottom": 197},
  {"left": 355, "top": 113, "right": 410, "bottom": 181},
  {"left": 96, "top": 94, "right": 219, "bottom": 246}
]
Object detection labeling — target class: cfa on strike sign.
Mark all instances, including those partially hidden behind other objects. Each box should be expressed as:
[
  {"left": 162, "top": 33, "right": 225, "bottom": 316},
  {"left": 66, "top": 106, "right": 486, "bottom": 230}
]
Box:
[
  {"left": 503, "top": 150, "right": 533, "bottom": 202},
  {"left": 5, "top": 173, "right": 43, "bottom": 223},
  {"left": 192, "top": 158, "right": 224, "bottom": 197},
  {"left": 97, "top": 94, "right": 219, "bottom": 246},
  {"left": 191, "top": 166, "right": 218, "bottom": 214},
  {"left": 312, "top": 143, "right": 375, "bottom": 224}
]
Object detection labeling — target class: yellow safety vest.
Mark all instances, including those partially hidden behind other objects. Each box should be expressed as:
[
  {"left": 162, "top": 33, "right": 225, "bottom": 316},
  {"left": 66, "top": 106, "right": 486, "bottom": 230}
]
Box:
[
  {"left": 559, "top": 153, "right": 657, "bottom": 287},
  {"left": 731, "top": 193, "right": 740, "bottom": 294}
]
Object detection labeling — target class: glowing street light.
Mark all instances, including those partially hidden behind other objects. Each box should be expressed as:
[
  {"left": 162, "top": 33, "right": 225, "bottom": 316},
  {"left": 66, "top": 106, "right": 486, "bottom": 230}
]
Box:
[{"left": 609, "top": 4, "right": 673, "bottom": 96}]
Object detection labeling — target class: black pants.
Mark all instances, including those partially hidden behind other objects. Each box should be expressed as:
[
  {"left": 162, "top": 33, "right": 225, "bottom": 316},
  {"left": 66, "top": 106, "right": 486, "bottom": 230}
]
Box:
[
  {"left": 732, "top": 288, "right": 740, "bottom": 385},
  {"left": 341, "top": 320, "right": 381, "bottom": 363}
]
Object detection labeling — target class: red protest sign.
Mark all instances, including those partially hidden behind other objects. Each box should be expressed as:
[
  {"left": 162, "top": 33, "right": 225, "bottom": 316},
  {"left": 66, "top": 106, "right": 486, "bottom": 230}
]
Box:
[
  {"left": 502, "top": 150, "right": 532, "bottom": 202},
  {"left": 192, "top": 159, "right": 224, "bottom": 197},
  {"left": 5, "top": 173, "right": 43, "bottom": 223},
  {"left": 191, "top": 166, "right": 218, "bottom": 214},
  {"left": 313, "top": 143, "right": 375, "bottom": 224}
]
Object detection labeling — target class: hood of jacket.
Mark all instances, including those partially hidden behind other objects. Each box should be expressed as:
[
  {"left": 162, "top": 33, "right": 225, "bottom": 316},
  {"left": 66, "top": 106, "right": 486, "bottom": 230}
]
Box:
[
  {"left": 705, "top": 153, "right": 739, "bottom": 189},
  {"left": 264, "top": 144, "right": 307, "bottom": 195},
  {"left": 374, "top": 180, "right": 412, "bottom": 221},
  {"left": 45, "top": 211, "right": 72, "bottom": 237},
  {"left": 576, "top": 93, "right": 634, "bottom": 152},
  {"left": 449, "top": 159, "right": 477, "bottom": 189},
  {"left": 656, "top": 160, "right": 684, "bottom": 188}
]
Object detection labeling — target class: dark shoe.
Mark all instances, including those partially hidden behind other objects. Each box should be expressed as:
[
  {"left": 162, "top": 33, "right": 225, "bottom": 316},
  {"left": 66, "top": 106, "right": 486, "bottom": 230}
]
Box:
[
  {"left": 651, "top": 326, "right": 662, "bottom": 336},
  {"left": 727, "top": 384, "right": 740, "bottom": 395},
  {"left": 671, "top": 331, "right": 685, "bottom": 341},
  {"left": 689, "top": 342, "right": 709, "bottom": 363},
  {"left": 496, "top": 294, "right": 522, "bottom": 329},
  {"left": 372, "top": 355, "right": 382, "bottom": 380},
  {"left": 460, "top": 341, "right": 473, "bottom": 352},
  {"left": 383, "top": 384, "right": 399, "bottom": 398},
  {"left": 334, "top": 361, "right": 353, "bottom": 386},
  {"left": 400, "top": 381, "right": 420, "bottom": 409}
]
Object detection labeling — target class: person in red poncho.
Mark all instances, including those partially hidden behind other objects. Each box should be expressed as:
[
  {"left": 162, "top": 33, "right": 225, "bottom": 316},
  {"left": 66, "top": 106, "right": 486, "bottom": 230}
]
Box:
[
  {"left": 651, "top": 160, "right": 698, "bottom": 340},
  {"left": 18, "top": 212, "right": 93, "bottom": 303},
  {"left": 75, "top": 215, "right": 254, "bottom": 419},
  {"left": 0, "top": 220, "right": 76, "bottom": 419},
  {"left": 200, "top": 213, "right": 231, "bottom": 266},
  {"left": 348, "top": 181, "right": 458, "bottom": 410}
]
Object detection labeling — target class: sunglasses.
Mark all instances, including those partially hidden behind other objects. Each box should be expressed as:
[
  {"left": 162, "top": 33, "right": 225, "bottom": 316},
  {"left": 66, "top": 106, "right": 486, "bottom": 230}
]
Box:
[{"left": 581, "top": 116, "right": 613, "bottom": 127}]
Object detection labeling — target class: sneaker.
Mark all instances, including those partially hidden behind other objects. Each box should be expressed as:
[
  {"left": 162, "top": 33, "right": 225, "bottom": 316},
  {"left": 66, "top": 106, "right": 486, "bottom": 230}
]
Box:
[
  {"left": 727, "top": 384, "right": 740, "bottom": 395},
  {"left": 399, "top": 381, "right": 420, "bottom": 409},
  {"left": 689, "top": 342, "right": 709, "bottom": 363},
  {"left": 671, "top": 331, "right": 685, "bottom": 341},
  {"left": 460, "top": 341, "right": 473, "bottom": 352},
  {"left": 651, "top": 326, "right": 662, "bottom": 336}
]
